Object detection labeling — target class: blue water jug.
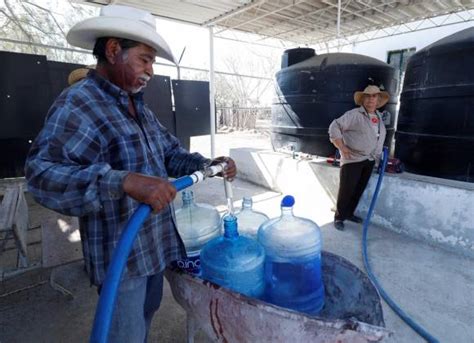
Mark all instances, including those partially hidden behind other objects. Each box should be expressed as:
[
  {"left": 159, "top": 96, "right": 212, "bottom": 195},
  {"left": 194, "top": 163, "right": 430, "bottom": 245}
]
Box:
[
  {"left": 201, "top": 214, "right": 265, "bottom": 297},
  {"left": 258, "top": 195, "right": 324, "bottom": 315},
  {"left": 175, "top": 190, "right": 221, "bottom": 275},
  {"left": 235, "top": 197, "right": 269, "bottom": 239}
]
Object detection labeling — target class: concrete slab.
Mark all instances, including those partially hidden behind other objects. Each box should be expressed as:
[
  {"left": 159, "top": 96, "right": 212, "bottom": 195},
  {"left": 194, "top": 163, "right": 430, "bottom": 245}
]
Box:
[
  {"left": 40, "top": 210, "right": 82, "bottom": 268},
  {"left": 231, "top": 148, "right": 474, "bottom": 257},
  {"left": 1, "top": 134, "right": 473, "bottom": 342},
  {"left": 1, "top": 176, "right": 473, "bottom": 342}
]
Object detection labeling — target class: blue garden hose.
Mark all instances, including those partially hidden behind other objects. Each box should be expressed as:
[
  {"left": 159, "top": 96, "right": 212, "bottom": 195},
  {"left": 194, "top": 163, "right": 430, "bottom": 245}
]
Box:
[
  {"left": 90, "top": 174, "right": 200, "bottom": 343},
  {"left": 362, "top": 147, "right": 439, "bottom": 343}
]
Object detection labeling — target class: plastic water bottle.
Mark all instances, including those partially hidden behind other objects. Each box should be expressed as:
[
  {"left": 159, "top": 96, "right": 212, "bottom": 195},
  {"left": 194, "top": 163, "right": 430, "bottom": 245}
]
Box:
[
  {"left": 201, "top": 214, "right": 265, "bottom": 297},
  {"left": 174, "top": 190, "right": 221, "bottom": 276},
  {"left": 258, "top": 195, "right": 324, "bottom": 315},
  {"left": 235, "top": 197, "right": 269, "bottom": 239}
]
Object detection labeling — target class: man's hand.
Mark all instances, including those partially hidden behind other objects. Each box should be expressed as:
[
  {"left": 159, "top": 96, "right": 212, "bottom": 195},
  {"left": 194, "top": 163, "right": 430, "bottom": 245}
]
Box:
[
  {"left": 210, "top": 156, "right": 237, "bottom": 181},
  {"left": 122, "top": 172, "right": 177, "bottom": 212}
]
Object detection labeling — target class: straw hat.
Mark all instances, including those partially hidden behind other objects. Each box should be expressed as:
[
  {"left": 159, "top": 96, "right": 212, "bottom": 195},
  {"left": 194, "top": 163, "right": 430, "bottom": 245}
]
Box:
[
  {"left": 67, "top": 65, "right": 95, "bottom": 85},
  {"left": 66, "top": 5, "right": 176, "bottom": 64},
  {"left": 354, "top": 85, "right": 390, "bottom": 108}
]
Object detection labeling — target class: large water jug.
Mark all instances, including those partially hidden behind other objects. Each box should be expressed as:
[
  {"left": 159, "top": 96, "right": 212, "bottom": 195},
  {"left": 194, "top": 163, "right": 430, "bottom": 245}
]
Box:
[
  {"left": 174, "top": 190, "right": 221, "bottom": 275},
  {"left": 258, "top": 195, "right": 324, "bottom": 315},
  {"left": 235, "top": 197, "right": 269, "bottom": 239},
  {"left": 201, "top": 214, "right": 265, "bottom": 297}
]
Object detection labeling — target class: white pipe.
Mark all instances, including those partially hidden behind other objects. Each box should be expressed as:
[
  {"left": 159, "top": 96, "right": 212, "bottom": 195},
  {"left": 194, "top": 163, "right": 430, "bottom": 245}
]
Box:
[{"left": 209, "top": 26, "right": 216, "bottom": 159}]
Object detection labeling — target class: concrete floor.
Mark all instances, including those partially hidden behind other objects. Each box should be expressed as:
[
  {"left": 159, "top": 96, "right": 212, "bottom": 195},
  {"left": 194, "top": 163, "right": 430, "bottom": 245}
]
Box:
[{"left": 1, "top": 132, "right": 473, "bottom": 342}]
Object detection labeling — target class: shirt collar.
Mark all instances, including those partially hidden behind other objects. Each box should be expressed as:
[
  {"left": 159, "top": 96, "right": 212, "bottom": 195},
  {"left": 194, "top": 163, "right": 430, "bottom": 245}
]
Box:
[
  {"left": 358, "top": 106, "right": 380, "bottom": 117},
  {"left": 87, "top": 69, "right": 144, "bottom": 104}
]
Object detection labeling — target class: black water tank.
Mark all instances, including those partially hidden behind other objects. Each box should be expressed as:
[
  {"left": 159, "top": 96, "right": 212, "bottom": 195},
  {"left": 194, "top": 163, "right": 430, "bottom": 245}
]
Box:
[
  {"left": 271, "top": 50, "right": 397, "bottom": 157},
  {"left": 396, "top": 27, "right": 474, "bottom": 182}
]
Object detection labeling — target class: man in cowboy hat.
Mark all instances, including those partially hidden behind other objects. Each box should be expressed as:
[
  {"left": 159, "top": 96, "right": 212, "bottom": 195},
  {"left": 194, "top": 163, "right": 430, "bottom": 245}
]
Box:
[
  {"left": 328, "top": 85, "right": 389, "bottom": 231},
  {"left": 25, "top": 5, "right": 236, "bottom": 341}
]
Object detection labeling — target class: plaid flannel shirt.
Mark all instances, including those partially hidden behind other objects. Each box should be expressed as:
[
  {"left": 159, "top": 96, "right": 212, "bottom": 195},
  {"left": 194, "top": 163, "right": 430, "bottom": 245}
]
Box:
[{"left": 25, "top": 70, "right": 209, "bottom": 285}]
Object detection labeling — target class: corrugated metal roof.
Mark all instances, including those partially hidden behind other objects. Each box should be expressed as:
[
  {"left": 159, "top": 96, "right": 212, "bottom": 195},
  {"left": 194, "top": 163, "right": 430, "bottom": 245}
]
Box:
[{"left": 77, "top": 0, "right": 474, "bottom": 44}]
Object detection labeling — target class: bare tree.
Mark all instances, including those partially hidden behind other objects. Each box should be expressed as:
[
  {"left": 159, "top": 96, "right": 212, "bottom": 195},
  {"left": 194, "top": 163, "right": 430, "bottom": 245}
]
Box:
[
  {"left": 0, "top": 0, "right": 280, "bottom": 131},
  {"left": 0, "top": 0, "right": 96, "bottom": 63},
  {"left": 215, "top": 50, "right": 277, "bottom": 130}
]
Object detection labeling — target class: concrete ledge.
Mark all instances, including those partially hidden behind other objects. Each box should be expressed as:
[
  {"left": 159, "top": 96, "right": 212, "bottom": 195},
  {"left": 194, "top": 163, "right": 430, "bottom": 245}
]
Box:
[
  {"left": 359, "top": 173, "right": 474, "bottom": 258},
  {"left": 230, "top": 148, "right": 474, "bottom": 257}
]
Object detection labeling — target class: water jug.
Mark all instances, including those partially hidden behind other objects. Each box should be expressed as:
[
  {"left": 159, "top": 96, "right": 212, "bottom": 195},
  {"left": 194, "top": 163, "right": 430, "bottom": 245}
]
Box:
[
  {"left": 201, "top": 214, "right": 265, "bottom": 297},
  {"left": 235, "top": 197, "right": 269, "bottom": 239},
  {"left": 258, "top": 195, "right": 324, "bottom": 314},
  {"left": 174, "top": 190, "right": 221, "bottom": 275}
]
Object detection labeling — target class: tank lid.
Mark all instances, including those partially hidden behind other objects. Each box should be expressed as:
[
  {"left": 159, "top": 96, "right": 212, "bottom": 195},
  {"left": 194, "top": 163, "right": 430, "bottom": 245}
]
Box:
[
  {"left": 280, "top": 52, "right": 392, "bottom": 71},
  {"left": 281, "top": 195, "right": 295, "bottom": 207},
  {"left": 281, "top": 47, "right": 316, "bottom": 68},
  {"left": 282, "top": 47, "right": 315, "bottom": 54}
]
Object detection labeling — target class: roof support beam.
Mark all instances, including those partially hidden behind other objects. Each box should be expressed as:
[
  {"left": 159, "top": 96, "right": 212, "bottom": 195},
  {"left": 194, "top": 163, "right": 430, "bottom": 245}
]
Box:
[
  {"left": 215, "top": 0, "right": 309, "bottom": 35},
  {"left": 337, "top": 0, "right": 342, "bottom": 37},
  {"left": 203, "top": 0, "right": 267, "bottom": 27},
  {"left": 253, "top": 3, "right": 333, "bottom": 36}
]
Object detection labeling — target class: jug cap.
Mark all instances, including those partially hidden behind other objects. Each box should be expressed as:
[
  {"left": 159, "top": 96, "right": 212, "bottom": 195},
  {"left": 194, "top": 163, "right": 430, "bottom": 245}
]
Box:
[{"left": 281, "top": 195, "right": 295, "bottom": 207}]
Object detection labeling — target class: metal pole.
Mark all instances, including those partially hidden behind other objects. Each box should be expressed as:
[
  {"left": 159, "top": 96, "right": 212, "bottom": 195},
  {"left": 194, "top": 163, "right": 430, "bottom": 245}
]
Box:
[
  {"left": 337, "top": 0, "right": 342, "bottom": 52},
  {"left": 337, "top": 0, "right": 341, "bottom": 37},
  {"left": 209, "top": 26, "right": 216, "bottom": 159}
]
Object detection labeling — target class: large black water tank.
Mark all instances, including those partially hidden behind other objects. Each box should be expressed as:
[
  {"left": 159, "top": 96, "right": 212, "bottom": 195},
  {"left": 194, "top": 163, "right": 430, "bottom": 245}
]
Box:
[
  {"left": 396, "top": 27, "right": 474, "bottom": 182},
  {"left": 271, "top": 49, "right": 397, "bottom": 157}
]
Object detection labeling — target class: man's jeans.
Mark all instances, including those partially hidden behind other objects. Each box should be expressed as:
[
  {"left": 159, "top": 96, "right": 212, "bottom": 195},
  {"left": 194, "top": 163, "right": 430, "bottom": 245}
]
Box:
[{"left": 106, "top": 272, "right": 164, "bottom": 343}]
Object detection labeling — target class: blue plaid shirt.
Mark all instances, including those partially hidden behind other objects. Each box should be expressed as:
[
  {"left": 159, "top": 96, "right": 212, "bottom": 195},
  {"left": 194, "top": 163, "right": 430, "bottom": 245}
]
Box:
[{"left": 25, "top": 70, "right": 209, "bottom": 285}]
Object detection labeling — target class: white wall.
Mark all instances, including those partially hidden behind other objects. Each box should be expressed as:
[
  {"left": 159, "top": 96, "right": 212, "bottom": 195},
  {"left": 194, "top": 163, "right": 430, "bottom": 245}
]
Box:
[{"left": 349, "top": 22, "right": 474, "bottom": 62}]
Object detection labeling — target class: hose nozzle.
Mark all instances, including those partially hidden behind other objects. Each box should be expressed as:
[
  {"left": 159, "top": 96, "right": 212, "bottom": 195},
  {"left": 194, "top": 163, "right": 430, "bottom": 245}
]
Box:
[{"left": 203, "top": 162, "right": 226, "bottom": 178}]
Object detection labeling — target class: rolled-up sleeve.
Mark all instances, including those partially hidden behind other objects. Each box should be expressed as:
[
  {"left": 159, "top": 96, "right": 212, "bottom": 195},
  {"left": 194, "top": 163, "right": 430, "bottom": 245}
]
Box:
[
  {"left": 25, "top": 104, "right": 126, "bottom": 217},
  {"left": 329, "top": 111, "right": 352, "bottom": 142},
  {"left": 328, "top": 119, "right": 343, "bottom": 141}
]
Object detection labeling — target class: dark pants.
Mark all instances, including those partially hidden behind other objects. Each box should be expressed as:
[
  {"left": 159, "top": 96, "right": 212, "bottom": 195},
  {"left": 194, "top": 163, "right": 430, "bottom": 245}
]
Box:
[{"left": 335, "top": 159, "right": 375, "bottom": 221}]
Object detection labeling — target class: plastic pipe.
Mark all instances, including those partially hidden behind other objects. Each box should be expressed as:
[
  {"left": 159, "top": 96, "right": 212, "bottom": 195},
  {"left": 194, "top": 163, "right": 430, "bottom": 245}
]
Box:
[
  {"left": 362, "top": 147, "right": 439, "bottom": 343},
  {"left": 224, "top": 179, "right": 234, "bottom": 215},
  {"left": 90, "top": 168, "right": 220, "bottom": 343}
]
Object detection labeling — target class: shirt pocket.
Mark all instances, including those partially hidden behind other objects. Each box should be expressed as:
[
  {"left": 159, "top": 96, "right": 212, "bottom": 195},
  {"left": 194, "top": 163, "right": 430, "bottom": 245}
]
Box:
[
  {"left": 142, "top": 120, "right": 166, "bottom": 163},
  {"left": 106, "top": 132, "right": 148, "bottom": 172}
]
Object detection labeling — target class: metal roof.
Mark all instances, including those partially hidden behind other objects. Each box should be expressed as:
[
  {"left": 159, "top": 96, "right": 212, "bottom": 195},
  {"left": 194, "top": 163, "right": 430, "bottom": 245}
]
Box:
[{"left": 78, "top": 0, "right": 474, "bottom": 44}]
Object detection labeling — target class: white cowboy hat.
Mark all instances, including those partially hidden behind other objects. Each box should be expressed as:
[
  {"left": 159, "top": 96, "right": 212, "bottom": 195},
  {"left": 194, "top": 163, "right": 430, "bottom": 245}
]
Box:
[
  {"left": 354, "top": 85, "right": 390, "bottom": 109},
  {"left": 66, "top": 5, "right": 176, "bottom": 64}
]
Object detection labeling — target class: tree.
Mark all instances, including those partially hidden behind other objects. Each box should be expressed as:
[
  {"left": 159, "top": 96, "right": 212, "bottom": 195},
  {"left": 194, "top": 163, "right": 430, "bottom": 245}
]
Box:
[
  {"left": 0, "top": 0, "right": 96, "bottom": 64},
  {"left": 214, "top": 49, "right": 278, "bottom": 130}
]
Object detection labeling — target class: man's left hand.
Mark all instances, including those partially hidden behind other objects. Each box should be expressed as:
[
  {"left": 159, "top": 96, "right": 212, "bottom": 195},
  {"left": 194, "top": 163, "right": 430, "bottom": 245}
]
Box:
[{"left": 210, "top": 156, "right": 237, "bottom": 181}]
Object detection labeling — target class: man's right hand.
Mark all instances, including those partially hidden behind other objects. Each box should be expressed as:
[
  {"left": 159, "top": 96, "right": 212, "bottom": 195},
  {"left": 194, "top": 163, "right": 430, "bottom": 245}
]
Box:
[{"left": 122, "top": 172, "right": 176, "bottom": 212}]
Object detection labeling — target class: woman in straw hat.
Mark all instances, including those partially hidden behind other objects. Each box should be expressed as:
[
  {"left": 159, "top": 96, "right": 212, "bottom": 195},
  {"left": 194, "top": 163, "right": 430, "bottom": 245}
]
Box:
[
  {"left": 25, "top": 5, "right": 236, "bottom": 342},
  {"left": 328, "top": 85, "right": 389, "bottom": 231}
]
